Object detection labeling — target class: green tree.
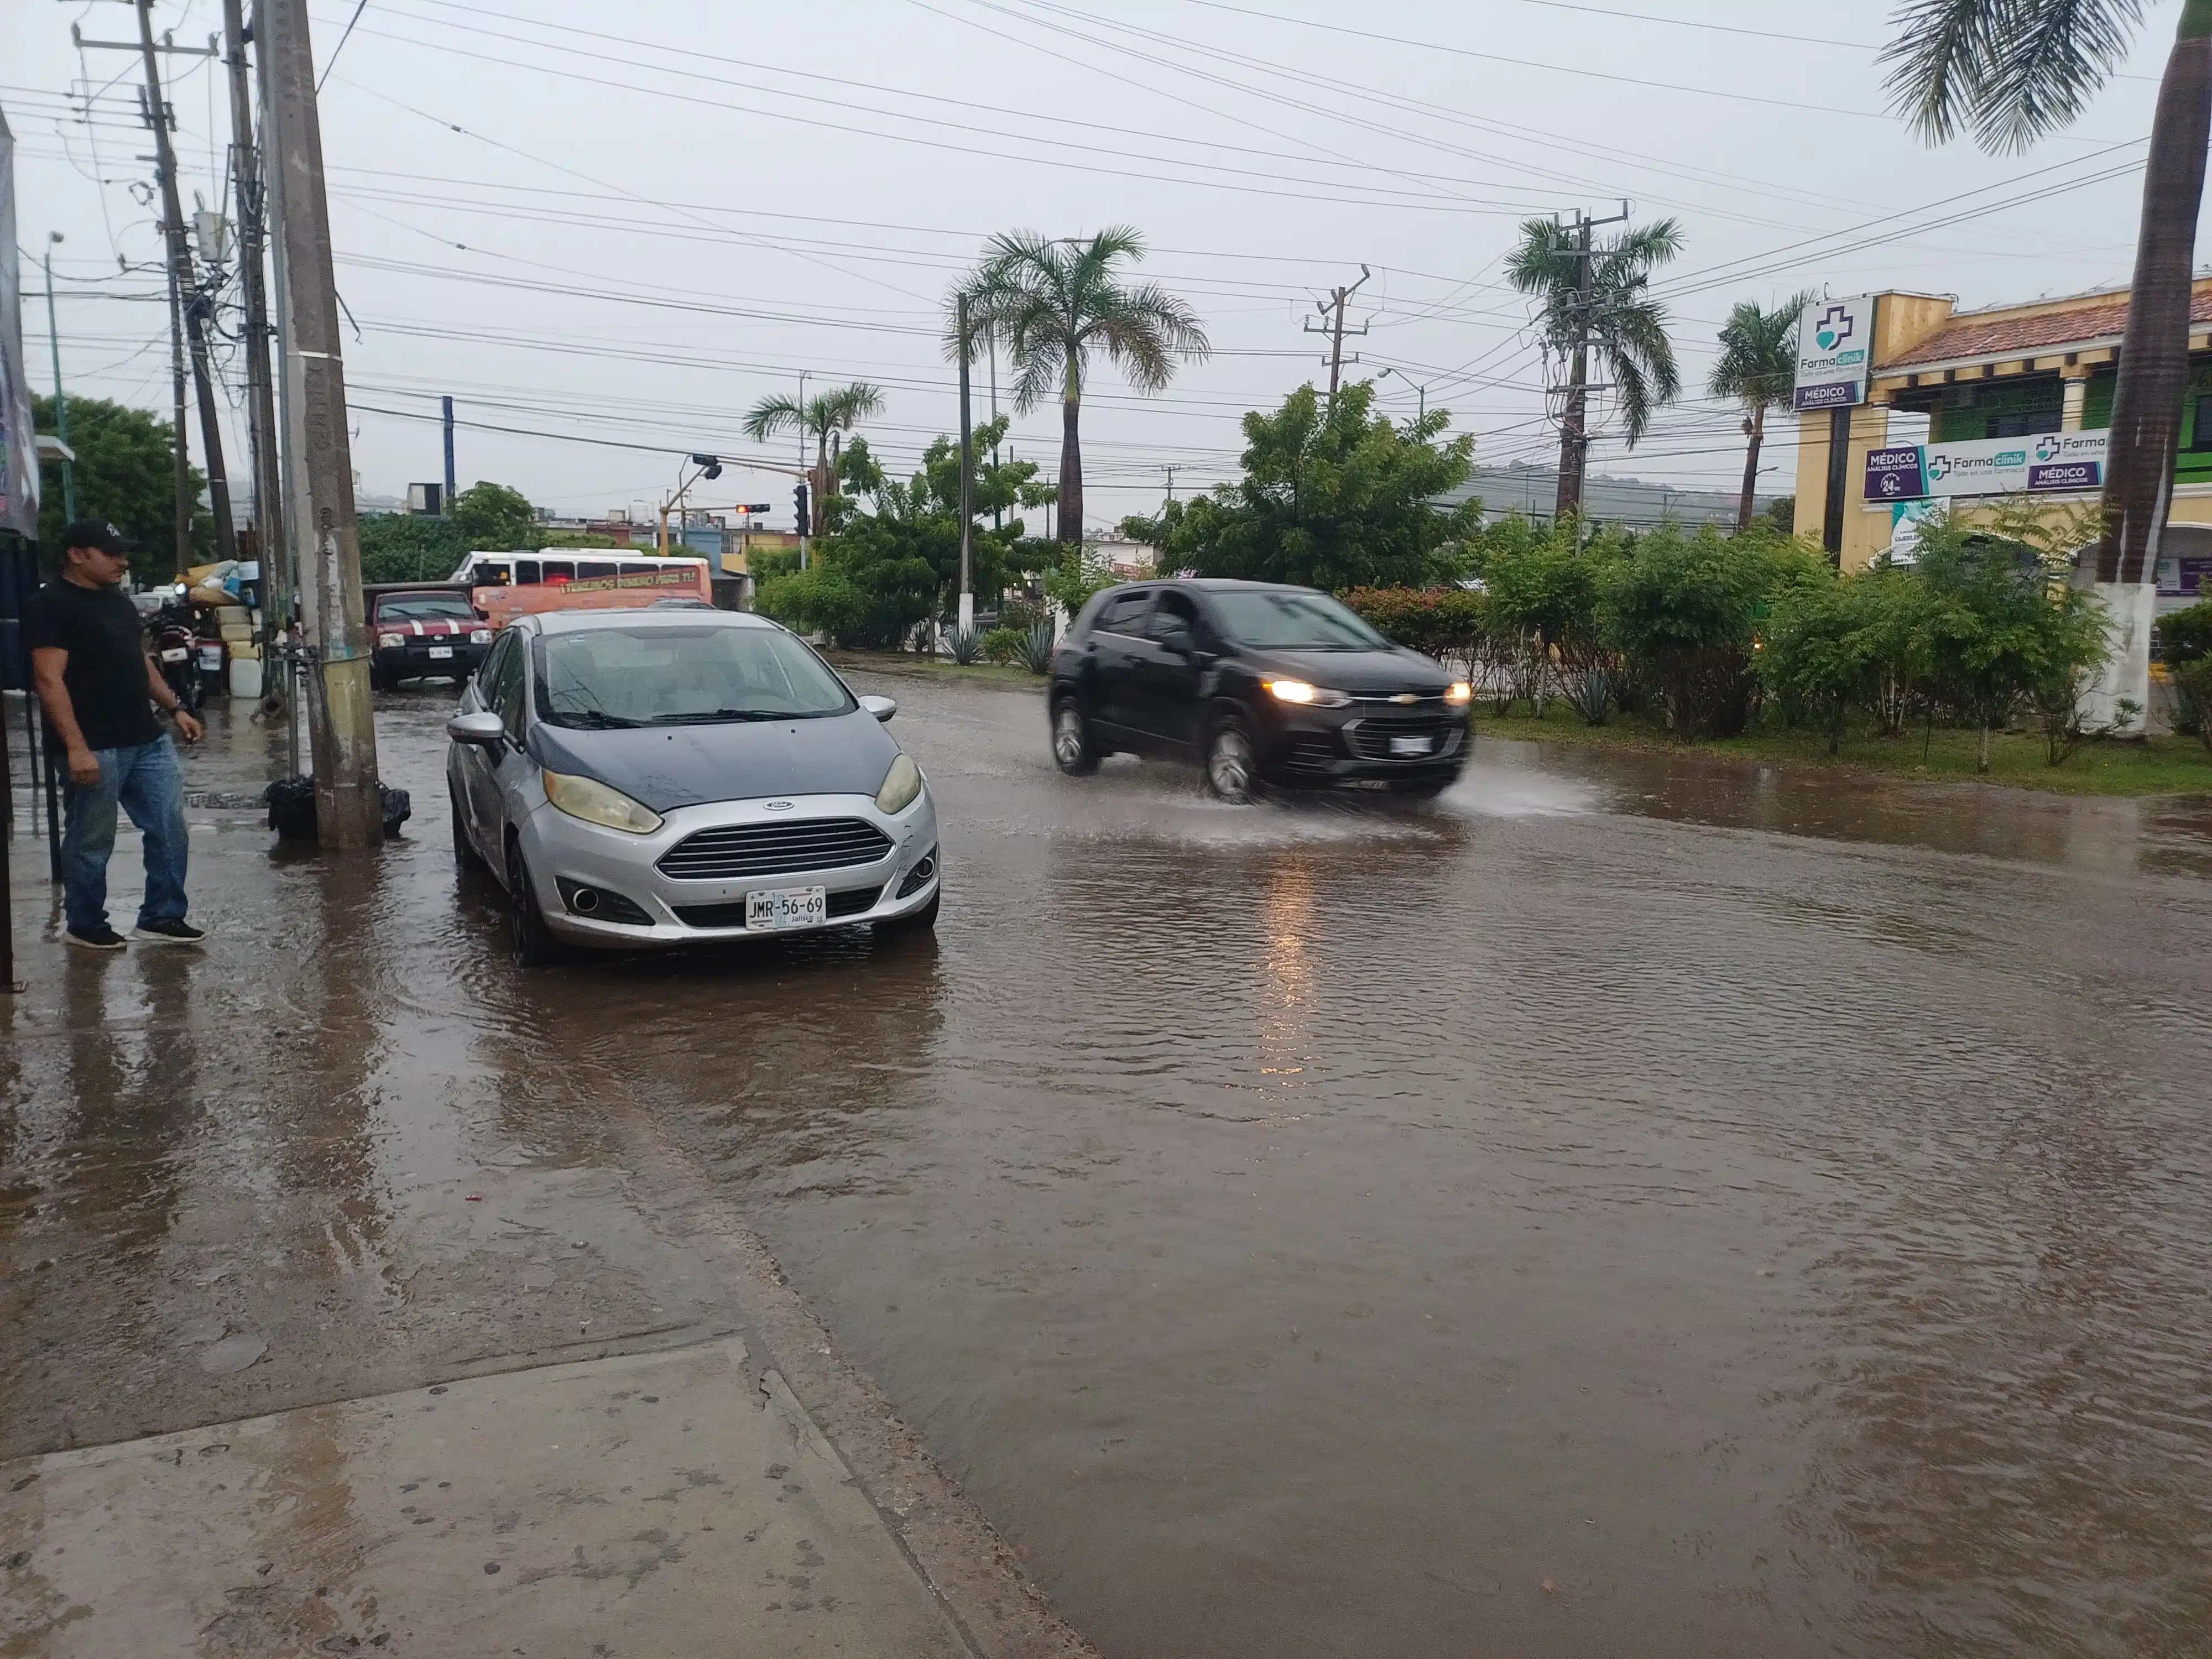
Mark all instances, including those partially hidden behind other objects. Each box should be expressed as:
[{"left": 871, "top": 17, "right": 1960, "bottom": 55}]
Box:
[
  {"left": 742, "top": 383, "right": 885, "bottom": 535},
  {"left": 357, "top": 514, "right": 468, "bottom": 583},
  {"left": 1709, "top": 291, "right": 1817, "bottom": 533},
  {"left": 1881, "top": 0, "right": 2211, "bottom": 600},
  {"left": 1505, "top": 217, "right": 1683, "bottom": 519},
  {"left": 953, "top": 227, "right": 1208, "bottom": 545},
  {"left": 1146, "top": 382, "right": 1479, "bottom": 590},
  {"left": 32, "top": 393, "right": 210, "bottom": 578},
  {"left": 450, "top": 480, "right": 538, "bottom": 549}
]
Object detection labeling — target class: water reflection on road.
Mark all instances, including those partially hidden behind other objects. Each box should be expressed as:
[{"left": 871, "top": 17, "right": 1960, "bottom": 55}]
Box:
[{"left": 8, "top": 676, "right": 2212, "bottom": 1658}]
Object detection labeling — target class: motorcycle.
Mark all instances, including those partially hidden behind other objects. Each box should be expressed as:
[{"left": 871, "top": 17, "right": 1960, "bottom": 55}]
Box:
[{"left": 149, "top": 588, "right": 203, "bottom": 715}]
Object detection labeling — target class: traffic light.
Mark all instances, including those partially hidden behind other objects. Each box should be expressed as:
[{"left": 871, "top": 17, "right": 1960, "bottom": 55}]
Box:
[{"left": 793, "top": 482, "right": 811, "bottom": 534}]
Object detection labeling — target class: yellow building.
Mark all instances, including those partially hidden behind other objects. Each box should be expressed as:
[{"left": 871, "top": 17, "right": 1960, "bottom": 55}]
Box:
[{"left": 1792, "top": 277, "right": 2212, "bottom": 599}]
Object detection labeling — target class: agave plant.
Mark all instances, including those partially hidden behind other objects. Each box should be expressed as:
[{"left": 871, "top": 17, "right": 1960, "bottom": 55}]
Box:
[
  {"left": 1015, "top": 622, "right": 1057, "bottom": 675},
  {"left": 1561, "top": 663, "right": 1614, "bottom": 727},
  {"left": 948, "top": 625, "right": 984, "bottom": 665}
]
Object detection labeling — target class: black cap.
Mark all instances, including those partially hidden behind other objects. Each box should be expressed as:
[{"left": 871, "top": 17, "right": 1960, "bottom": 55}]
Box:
[{"left": 61, "top": 519, "right": 132, "bottom": 555}]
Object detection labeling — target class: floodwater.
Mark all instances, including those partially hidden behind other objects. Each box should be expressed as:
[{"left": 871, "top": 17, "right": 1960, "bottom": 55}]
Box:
[{"left": 7, "top": 675, "right": 2212, "bottom": 1657}]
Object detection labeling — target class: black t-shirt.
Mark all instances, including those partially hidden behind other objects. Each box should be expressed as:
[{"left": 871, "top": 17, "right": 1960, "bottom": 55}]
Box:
[{"left": 24, "top": 580, "right": 163, "bottom": 752}]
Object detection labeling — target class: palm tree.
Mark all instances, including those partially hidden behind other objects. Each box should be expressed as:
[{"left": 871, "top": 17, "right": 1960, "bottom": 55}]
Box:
[
  {"left": 1881, "top": 4, "right": 2212, "bottom": 595},
  {"left": 1709, "top": 290, "right": 1817, "bottom": 534},
  {"left": 1506, "top": 217, "right": 1684, "bottom": 521},
  {"left": 742, "top": 382, "right": 885, "bottom": 534},
  {"left": 953, "top": 228, "right": 1209, "bottom": 545}
]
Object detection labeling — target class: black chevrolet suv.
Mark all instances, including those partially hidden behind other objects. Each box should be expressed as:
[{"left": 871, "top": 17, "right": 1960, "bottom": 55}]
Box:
[{"left": 1047, "top": 579, "right": 1472, "bottom": 801}]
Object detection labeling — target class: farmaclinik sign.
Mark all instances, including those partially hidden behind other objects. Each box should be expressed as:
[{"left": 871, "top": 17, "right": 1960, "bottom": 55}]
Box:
[
  {"left": 1792, "top": 295, "right": 1872, "bottom": 411},
  {"left": 1864, "top": 430, "right": 2107, "bottom": 502}
]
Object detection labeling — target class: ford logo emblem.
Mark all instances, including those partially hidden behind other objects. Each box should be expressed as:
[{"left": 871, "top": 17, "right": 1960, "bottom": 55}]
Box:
[{"left": 763, "top": 800, "right": 794, "bottom": 811}]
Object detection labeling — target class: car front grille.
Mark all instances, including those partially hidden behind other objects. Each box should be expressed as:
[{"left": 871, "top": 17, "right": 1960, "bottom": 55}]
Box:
[
  {"left": 672, "top": 884, "right": 881, "bottom": 929},
  {"left": 1344, "top": 717, "right": 1465, "bottom": 761},
  {"left": 657, "top": 817, "right": 894, "bottom": 882}
]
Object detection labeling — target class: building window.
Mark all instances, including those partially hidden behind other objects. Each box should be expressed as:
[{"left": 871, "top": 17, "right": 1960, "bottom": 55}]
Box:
[
  {"left": 2190, "top": 392, "right": 2212, "bottom": 450},
  {"left": 1989, "top": 404, "right": 2063, "bottom": 439}
]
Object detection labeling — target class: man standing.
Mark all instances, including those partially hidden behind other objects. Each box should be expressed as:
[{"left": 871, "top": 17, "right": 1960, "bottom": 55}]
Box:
[{"left": 27, "top": 520, "right": 207, "bottom": 950}]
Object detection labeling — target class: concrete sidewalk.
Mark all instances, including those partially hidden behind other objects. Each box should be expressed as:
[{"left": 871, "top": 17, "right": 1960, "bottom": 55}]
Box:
[{"left": 3, "top": 1340, "right": 971, "bottom": 1657}]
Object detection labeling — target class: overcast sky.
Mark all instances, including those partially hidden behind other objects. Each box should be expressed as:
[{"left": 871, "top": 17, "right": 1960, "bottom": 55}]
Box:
[{"left": 6, "top": 0, "right": 2201, "bottom": 535}]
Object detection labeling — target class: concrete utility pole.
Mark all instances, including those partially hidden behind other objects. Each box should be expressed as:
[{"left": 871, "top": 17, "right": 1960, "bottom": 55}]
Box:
[
  {"left": 223, "top": 0, "right": 286, "bottom": 660},
  {"left": 42, "top": 236, "right": 75, "bottom": 521},
  {"left": 135, "top": 2, "right": 239, "bottom": 568},
  {"left": 956, "top": 293, "right": 974, "bottom": 635},
  {"left": 1305, "top": 265, "right": 1371, "bottom": 402},
  {"left": 442, "top": 394, "right": 456, "bottom": 510},
  {"left": 1553, "top": 203, "right": 1630, "bottom": 523},
  {"left": 262, "top": 0, "right": 383, "bottom": 848}
]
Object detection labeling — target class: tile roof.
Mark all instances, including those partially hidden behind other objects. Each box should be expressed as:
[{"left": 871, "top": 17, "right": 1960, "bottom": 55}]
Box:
[{"left": 1890, "top": 290, "right": 2212, "bottom": 368}]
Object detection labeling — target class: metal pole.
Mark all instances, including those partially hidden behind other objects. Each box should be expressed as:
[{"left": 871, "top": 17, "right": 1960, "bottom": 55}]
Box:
[
  {"left": 138, "top": 0, "right": 239, "bottom": 568},
  {"left": 957, "top": 294, "right": 974, "bottom": 635},
  {"left": 227, "top": 0, "right": 285, "bottom": 670},
  {"left": 43, "top": 242, "right": 75, "bottom": 521},
  {"left": 442, "top": 394, "right": 456, "bottom": 509},
  {"left": 264, "top": 0, "right": 383, "bottom": 848},
  {"left": 796, "top": 370, "right": 810, "bottom": 570}
]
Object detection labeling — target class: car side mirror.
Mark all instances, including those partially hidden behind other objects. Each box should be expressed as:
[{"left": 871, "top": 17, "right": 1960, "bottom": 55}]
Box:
[
  {"left": 447, "top": 711, "right": 507, "bottom": 748},
  {"left": 860, "top": 695, "right": 897, "bottom": 723},
  {"left": 1160, "top": 625, "right": 1194, "bottom": 656}
]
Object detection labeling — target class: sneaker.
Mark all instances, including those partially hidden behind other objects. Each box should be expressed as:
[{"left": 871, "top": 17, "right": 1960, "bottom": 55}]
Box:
[
  {"left": 132, "top": 918, "right": 207, "bottom": 945},
  {"left": 65, "top": 925, "right": 128, "bottom": 951}
]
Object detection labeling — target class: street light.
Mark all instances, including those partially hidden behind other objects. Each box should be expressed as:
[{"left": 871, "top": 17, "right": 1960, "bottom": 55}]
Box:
[{"left": 1376, "top": 366, "right": 1428, "bottom": 425}]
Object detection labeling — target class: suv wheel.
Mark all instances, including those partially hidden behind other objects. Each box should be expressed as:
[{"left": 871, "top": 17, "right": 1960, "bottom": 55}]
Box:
[
  {"left": 1051, "top": 700, "right": 1102, "bottom": 775},
  {"left": 1205, "top": 715, "right": 1259, "bottom": 803}
]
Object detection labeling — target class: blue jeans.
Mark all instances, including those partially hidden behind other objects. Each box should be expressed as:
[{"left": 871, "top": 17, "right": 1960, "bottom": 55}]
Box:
[{"left": 61, "top": 736, "right": 190, "bottom": 936}]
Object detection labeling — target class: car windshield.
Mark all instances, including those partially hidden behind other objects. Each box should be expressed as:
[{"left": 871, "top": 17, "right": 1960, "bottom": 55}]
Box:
[
  {"left": 534, "top": 625, "right": 854, "bottom": 727},
  {"left": 1208, "top": 591, "right": 1390, "bottom": 651},
  {"left": 377, "top": 593, "right": 477, "bottom": 622}
]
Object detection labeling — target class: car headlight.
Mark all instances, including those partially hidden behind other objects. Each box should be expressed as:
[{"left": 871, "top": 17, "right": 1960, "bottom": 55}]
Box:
[
  {"left": 471, "top": 628, "right": 493, "bottom": 644},
  {"left": 875, "top": 753, "right": 923, "bottom": 815},
  {"left": 1444, "top": 681, "right": 1472, "bottom": 705},
  {"left": 378, "top": 633, "right": 405, "bottom": 650},
  {"left": 541, "top": 769, "right": 663, "bottom": 834},
  {"left": 1264, "top": 678, "right": 1351, "bottom": 708}
]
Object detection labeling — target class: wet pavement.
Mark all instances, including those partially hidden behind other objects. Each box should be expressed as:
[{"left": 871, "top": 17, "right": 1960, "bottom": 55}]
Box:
[{"left": 6, "top": 674, "right": 2212, "bottom": 1657}]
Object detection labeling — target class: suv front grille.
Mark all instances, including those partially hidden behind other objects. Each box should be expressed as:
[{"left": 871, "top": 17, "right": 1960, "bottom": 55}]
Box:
[
  {"left": 1344, "top": 716, "right": 1465, "bottom": 761},
  {"left": 657, "top": 817, "right": 894, "bottom": 881}
]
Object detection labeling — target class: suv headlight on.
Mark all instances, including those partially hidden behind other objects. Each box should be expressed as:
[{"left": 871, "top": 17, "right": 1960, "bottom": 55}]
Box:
[
  {"left": 876, "top": 753, "right": 924, "bottom": 815},
  {"left": 542, "top": 769, "right": 664, "bottom": 834},
  {"left": 1445, "top": 681, "right": 1472, "bottom": 706},
  {"left": 1264, "top": 678, "right": 1352, "bottom": 708}
]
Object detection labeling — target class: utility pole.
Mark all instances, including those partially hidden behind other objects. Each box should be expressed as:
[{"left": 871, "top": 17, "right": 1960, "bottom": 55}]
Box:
[
  {"left": 956, "top": 293, "right": 974, "bottom": 635},
  {"left": 442, "top": 394, "right": 456, "bottom": 510},
  {"left": 1305, "top": 265, "right": 1371, "bottom": 402},
  {"left": 262, "top": 0, "right": 382, "bottom": 848},
  {"left": 794, "top": 369, "right": 811, "bottom": 569},
  {"left": 224, "top": 0, "right": 285, "bottom": 662},
  {"left": 134, "top": 3, "right": 238, "bottom": 569},
  {"left": 41, "top": 236, "right": 75, "bottom": 521},
  {"left": 1553, "top": 203, "right": 1630, "bottom": 523}
]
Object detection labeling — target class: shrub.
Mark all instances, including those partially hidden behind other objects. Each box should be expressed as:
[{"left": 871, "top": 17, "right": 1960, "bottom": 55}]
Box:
[
  {"left": 1339, "top": 586, "right": 1488, "bottom": 664},
  {"left": 2174, "top": 660, "right": 2212, "bottom": 754},
  {"left": 1605, "top": 526, "right": 1819, "bottom": 738},
  {"left": 1015, "top": 622, "right": 1056, "bottom": 675},
  {"left": 947, "top": 625, "right": 984, "bottom": 664},
  {"left": 980, "top": 625, "right": 1026, "bottom": 665},
  {"left": 997, "top": 598, "right": 1048, "bottom": 635}
]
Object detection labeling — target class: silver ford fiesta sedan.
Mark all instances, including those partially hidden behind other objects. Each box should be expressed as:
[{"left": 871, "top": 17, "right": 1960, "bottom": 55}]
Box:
[{"left": 447, "top": 607, "right": 941, "bottom": 964}]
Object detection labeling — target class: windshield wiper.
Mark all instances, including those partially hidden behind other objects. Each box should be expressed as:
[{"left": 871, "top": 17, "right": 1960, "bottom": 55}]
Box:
[
  {"left": 554, "top": 708, "right": 642, "bottom": 728},
  {"left": 650, "top": 708, "right": 789, "bottom": 724}
]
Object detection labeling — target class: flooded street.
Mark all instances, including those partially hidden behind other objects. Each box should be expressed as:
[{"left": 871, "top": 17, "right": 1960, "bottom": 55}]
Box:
[{"left": 8, "top": 672, "right": 2212, "bottom": 1656}]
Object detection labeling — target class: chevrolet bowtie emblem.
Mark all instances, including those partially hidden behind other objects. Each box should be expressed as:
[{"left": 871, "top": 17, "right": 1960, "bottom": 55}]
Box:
[{"left": 1392, "top": 693, "right": 1418, "bottom": 705}]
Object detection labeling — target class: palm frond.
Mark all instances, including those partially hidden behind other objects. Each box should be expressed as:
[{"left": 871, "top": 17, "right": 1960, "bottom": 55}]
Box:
[
  {"left": 742, "top": 394, "right": 803, "bottom": 444},
  {"left": 1881, "top": 0, "right": 2140, "bottom": 153},
  {"left": 1598, "top": 302, "right": 1681, "bottom": 446}
]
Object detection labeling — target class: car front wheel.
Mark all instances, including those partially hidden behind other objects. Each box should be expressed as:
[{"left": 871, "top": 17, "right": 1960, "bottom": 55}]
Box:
[
  {"left": 1205, "top": 715, "right": 1260, "bottom": 804},
  {"left": 1052, "top": 700, "right": 1102, "bottom": 775},
  {"left": 507, "top": 840, "right": 557, "bottom": 967}
]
